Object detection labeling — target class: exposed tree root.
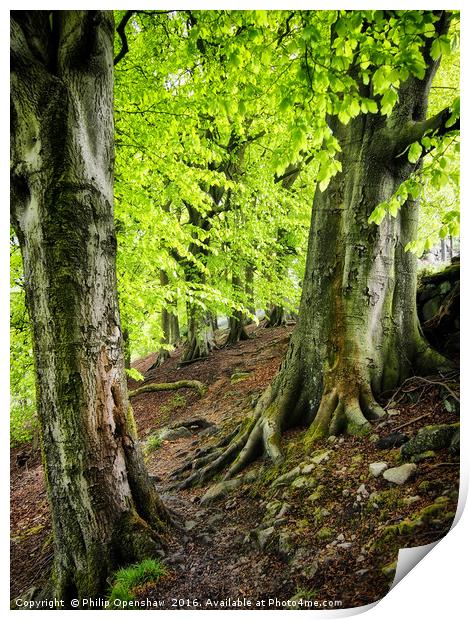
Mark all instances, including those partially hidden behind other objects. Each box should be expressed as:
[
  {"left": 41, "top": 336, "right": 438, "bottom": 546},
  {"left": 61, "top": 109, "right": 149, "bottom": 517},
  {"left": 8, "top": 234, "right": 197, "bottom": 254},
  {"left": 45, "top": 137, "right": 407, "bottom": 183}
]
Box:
[
  {"left": 146, "top": 349, "right": 170, "bottom": 373},
  {"left": 175, "top": 378, "right": 387, "bottom": 488},
  {"left": 129, "top": 380, "right": 206, "bottom": 398},
  {"left": 303, "top": 384, "right": 386, "bottom": 447}
]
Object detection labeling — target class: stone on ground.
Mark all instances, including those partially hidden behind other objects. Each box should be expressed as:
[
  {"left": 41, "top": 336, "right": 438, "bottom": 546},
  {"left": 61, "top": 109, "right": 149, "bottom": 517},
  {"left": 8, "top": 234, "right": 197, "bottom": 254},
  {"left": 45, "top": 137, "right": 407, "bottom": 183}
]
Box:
[
  {"left": 200, "top": 478, "right": 243, "bottom": 505},
  {"left": 369, "top": 462, "right": 388, "bottom": 478},
  {"left": 383, "top": 463, "right": 417, "bottom": 485}
]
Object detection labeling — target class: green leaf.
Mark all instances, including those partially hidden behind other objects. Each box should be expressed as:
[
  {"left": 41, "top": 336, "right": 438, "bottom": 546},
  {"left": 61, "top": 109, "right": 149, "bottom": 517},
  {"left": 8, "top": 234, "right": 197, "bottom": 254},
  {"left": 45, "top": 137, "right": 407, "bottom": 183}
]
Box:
[
  {"left": 368, "top": 202, "right": 387, "bottom": 225},
  {"left": 126, "top": 368, "right": 144, "bottom": 382},
  {"left": 439, "top": 225, "right": 449, "bottom": 239},
  {"left": 389, "top": 198, "right": 399, "bottom": 217},
  {"left": 361, "top": 98, "right": 378, "bottom": 114},
  {"left": 408, "top": 141, "right": 422, "bottom": 163},
  {"left": 430, "top": 38, "right": 441, "bottom": 61},
  {"left": 381, "top": 89, "right": 398, "bottom": 116}
]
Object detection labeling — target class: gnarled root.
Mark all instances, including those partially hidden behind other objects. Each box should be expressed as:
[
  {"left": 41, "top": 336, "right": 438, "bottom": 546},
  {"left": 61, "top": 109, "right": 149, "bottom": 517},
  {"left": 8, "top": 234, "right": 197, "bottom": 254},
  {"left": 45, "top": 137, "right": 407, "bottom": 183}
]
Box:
[
  {"left": 304, "top": 383, "right": 385, "bottom": 447},
  {"left": 175, "top": 386, "right": 285, "bottom": 488},
  {"left": 174, "top": 377, "right": 386, "bottom": 488},
  {"left": 129, "top": 380, "right": 206, "bottom": 398}
]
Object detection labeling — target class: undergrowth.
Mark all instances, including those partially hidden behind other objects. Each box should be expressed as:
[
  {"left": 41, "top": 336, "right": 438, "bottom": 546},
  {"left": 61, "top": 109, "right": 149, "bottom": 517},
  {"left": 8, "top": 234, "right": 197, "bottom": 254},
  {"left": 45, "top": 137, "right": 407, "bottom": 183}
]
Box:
[{"left": 108, "top": 559, "right": 166, "bottom": 607}]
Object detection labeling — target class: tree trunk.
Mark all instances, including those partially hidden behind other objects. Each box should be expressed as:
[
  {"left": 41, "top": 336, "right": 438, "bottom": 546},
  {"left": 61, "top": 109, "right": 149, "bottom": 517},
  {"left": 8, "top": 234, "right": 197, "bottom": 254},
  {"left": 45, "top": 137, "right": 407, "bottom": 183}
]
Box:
[
  {"left": 441, "top": 238, "right": 447, "bottom": 263},
  {"left": 178, "top": 34, "right": 453, "bottom": 487},
  {"left": 226, "top": 274, "right": 250, "bottom": 345},
  {"left": 181, "top": 206, "right": 215, "bottom": 362},
  {"left": 210, "top": 312, "right": 219, "bottom": 332},
  {"left": 123, "top": 327, "right": 131, "bottom": 369},
  {"left": 265, "top": 304, "right": 287, "bottom": 328},
  {"left": 148, "top": 270, "right": 180, "bottom": 371},
  {"left": 244, "top": 264, "right": 256, "bottom": 322},
  {"left": 182, "top": 306, "right": 216, "bottom": 362},
  {"left": 10, "top": 11, "right": 169, "bottom": 603}
]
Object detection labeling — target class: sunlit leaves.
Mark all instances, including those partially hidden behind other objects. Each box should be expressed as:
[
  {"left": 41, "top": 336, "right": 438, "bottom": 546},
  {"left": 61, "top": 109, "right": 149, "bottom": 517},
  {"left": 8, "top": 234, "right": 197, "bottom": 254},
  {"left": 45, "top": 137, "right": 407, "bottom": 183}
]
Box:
[
  {"left": 430, "top": 35, "right": 452, "bottom": 60},
  {"left": 408, "top": 141, "right": 423, "bottom": 163},
  {"left": 11, "top": 9, "right": 461, "bottom": 443},
  {"left": 380, "top": 88, "right": 398, "bottom": 116}
]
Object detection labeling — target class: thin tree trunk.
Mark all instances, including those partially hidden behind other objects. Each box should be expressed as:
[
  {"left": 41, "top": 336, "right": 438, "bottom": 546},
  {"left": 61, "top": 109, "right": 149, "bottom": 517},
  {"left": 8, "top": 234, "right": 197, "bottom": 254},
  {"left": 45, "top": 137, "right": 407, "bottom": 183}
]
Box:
[
  {"left": 441, "top": 238, "right": 447, "bottom": 263},
  {"left": 148, "top": 270, "right": 180, "bottom": 371},
  {"left": 123, "top": 327, "right": 131, "bottom": 369},
  {"left": 10, "top": 11, "right": 169, "bottom": 603},
  {"left": 265, "top": 304, "right": 287, "bottom": 328},
  {"left": 226, "top": 274, "right": 250, "bottom": 345},
  {"left": 181, "top": 206, "right": 215, "bottom": 362},
  {"left": 244, "top": 264, "right": 256, "bottom": 322}
]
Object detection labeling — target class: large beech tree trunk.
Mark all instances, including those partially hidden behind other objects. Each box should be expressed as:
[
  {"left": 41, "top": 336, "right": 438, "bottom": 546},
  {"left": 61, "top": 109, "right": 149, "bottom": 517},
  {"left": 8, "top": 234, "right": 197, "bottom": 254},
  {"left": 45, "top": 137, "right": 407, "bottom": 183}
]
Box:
[
  {"left": 10, "top": 11, "right": 169, "bottom": 603},
  {"left": 179, "top": 16, "right": 455, "bottom": 487},
  {"left": 183, "top": 307, "right": 216, "bottom": 362}
]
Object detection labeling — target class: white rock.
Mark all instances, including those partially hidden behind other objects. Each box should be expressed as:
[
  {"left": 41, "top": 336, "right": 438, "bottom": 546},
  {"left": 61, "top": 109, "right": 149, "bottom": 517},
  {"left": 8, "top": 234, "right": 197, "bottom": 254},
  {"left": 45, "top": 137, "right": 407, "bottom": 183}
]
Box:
[
  {"left": 369, "top": 462, "right": 389, "bottom": 478},
  {"left": 357, "top": 483, "right": 369, "bottom": 497},
  {"left": 311, "top": 450, "right": 331, "bottom": 464},
  {"left": 383, "top": 463, "right": 417, "bottom": 485},
  {"left": 403, "top": 495, "right": 421, "bottom": 506}
]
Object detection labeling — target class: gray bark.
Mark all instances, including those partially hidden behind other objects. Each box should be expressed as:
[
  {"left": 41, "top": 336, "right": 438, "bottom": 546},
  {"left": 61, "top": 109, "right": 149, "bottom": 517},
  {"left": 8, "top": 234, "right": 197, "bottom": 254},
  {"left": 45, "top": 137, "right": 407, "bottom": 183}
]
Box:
[
  {"left": 10, "top": 10, "right": 168, "bottom": 603},
  {"left": 265, "top": 304, "right": 287, "bottom": 328},
  {"left": 181, "top": 206, "right": 215, "bottom": 362}
]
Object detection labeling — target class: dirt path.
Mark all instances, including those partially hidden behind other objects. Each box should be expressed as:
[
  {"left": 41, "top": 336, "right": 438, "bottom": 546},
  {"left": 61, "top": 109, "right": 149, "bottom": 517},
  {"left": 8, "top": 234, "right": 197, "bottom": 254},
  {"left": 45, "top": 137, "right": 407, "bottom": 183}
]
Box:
[{"left": 10, "top": 324, "right": 460, "bottom": 609}]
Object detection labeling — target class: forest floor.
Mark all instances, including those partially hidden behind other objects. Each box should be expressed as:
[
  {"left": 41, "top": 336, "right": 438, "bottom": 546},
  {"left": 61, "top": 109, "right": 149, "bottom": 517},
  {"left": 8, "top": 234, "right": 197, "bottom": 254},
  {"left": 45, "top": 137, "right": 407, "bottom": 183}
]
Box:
[{"left": 10, "top": 323, "right": 460, "bottom": 610}]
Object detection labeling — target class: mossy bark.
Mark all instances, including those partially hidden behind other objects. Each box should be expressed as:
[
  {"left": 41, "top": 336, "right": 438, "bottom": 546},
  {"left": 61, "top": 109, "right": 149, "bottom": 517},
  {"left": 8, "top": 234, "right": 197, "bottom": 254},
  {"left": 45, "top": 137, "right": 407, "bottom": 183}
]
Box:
[
  {"left": 10, "top": 11, "right": 169, "bottom": 604},
  {"left": 129, "top": 380, "right": 206, "bottom": 398},
  {"left": 183, "top": 307, "right": 216, "bottom": 362},
  {"left": 179, "top": 16, "right": 454, "bottom": 487}
]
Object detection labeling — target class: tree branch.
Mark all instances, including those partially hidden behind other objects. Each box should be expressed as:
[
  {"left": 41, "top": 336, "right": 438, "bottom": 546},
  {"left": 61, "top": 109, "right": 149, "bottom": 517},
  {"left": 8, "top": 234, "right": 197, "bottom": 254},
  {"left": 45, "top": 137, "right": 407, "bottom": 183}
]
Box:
[
  {"left": 274, "top": 153, "right": 315, "bottom": 188},
  {"left": 395, "top": 106, "right": 459, "bottom": 157},
  {"left": 114, "top": 10, "right": 179, "bottom": 66},
  {"left": 114, "top": 10, "right": 134, "bottom": 66}
]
